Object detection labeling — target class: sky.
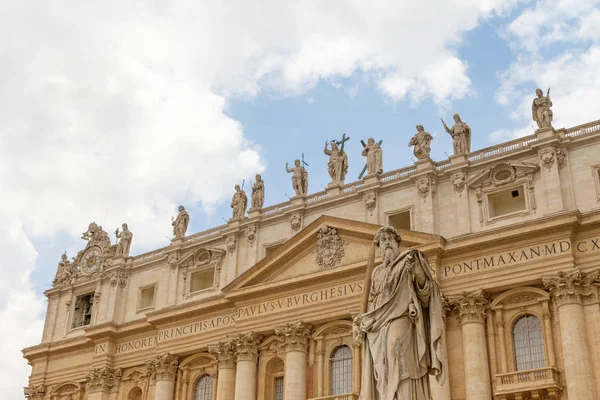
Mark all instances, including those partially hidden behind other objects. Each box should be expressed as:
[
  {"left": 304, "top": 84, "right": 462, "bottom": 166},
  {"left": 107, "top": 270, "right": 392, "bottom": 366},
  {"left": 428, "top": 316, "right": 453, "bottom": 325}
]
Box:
[{"left": 1, "top": 0, "right": 600, "bottom": 397}]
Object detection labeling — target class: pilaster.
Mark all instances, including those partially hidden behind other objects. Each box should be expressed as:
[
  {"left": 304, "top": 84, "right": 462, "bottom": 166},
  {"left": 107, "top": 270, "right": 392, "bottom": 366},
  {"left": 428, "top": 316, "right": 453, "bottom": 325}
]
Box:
[{"left": 537, "top": 146, "right": 564, "bottom": 213}]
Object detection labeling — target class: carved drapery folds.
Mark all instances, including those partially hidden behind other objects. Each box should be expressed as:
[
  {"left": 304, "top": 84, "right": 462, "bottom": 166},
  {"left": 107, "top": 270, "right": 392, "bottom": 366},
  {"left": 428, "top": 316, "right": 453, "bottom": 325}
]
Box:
[
  {"left": 147, "top": 353, "right": 179, "bottom": 382},
  {"left": 208, "top": 339, "right": 237, "bottom": 369},
  {"left": 24, "top": 385, "right": 45, "bottom": 400},
  {"left": 542, "top": 268, "right": 600, "bottom": 307},
  {"left": 85, "top": 366, "right": 122, "bottom": 393},
  {"left": 274, "top": 321, "right": 313, "bottom": 353},
  {"left": 104, "top": 267, "right": 128, "bottom": 287},
  {"left": 315, "top": 226, "right": 345, "bottom": 269},
  {"left": 451, "top": 290, "right": 489, "bottom": 325},
  {"left": 234, "top": 332, "right": 264, "bottom": 362}
]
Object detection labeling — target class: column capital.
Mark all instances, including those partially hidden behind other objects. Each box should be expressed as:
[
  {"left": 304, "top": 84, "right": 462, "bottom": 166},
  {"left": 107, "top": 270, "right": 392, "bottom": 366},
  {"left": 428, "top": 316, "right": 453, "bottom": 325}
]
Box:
[
  {"left": 234, "top": 332, "right": 264, "bottom": 363},
  {"left": 85, "top": 366, "right": 122, "bottom": 394},
  {"left": 24, "top": 385, "right": 45, "bottom": 400},
  {"left": 275, "top": 321, "right": 312, "bottom": 353},
  {"left": 146, "top": 353, "right": 179, "bottom": 382},
  {"left": 208, "top": 339, "right": 237, "bottom": 369},
  {"left": 450, "top": 290, "right": 489, "bottom": 325},
  {"left": 543, "top": 268, "right": 599, "bottom": 307}
]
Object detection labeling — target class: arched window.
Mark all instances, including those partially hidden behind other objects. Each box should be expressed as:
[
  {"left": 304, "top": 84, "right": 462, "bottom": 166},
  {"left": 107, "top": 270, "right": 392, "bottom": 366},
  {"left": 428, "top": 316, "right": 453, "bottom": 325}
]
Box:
[
  {"left": 127, "top": 387, "right": 142, "bottom": 400},
  {"left": 513, "top": 315, "right": 545, "bottom": 371},
  {"left": 194, "top": 374, "right": 213, "bottom": 400},
  {"left": 330, "top": 345, "right": 353, "bottom": 395}
]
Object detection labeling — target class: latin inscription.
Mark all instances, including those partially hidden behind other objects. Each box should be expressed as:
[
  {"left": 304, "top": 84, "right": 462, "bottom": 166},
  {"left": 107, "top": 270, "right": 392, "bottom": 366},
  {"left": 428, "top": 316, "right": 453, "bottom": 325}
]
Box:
[{"left": 237, "top": 281, "right": 364, "bottom": 320}]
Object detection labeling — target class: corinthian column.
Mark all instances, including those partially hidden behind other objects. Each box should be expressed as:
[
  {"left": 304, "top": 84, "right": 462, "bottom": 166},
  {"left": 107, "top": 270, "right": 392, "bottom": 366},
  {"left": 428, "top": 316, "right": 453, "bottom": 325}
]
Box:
[
  {"left": 233, "top": 332, "right": 263, "bottom": 400},
  {"left": 451, "top": 290, "right": 492, "bottom": 400},
  {"left": 148, "top": 353, "right": 179, "bottom": 400},
  {"left": 275, "top": 321, "right": 312, "bottom": 400},
  {"left": 543, "top": 269, "right": 599, "bottom": 400},
  {"left": 85, "top": 367, "right": 122, "bottom": 400},
  {"left": 208, "top": 340, "right": 237, "bottom": 400}
]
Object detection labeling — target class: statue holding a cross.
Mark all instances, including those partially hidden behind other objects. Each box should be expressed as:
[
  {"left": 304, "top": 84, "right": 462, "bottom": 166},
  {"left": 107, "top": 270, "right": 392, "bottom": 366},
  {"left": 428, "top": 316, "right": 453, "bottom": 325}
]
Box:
[
  {"left": 324, "top": 133, "right": 350, "bottom": 184},
  {"left": 360, "top": 137, "right": 383, "bottom": 178}
]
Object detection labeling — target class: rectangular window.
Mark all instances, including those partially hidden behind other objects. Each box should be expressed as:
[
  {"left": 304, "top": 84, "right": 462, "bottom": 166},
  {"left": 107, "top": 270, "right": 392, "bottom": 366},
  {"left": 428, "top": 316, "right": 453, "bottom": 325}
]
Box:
[
  {"left": 138, "top": 286, "right": 156, "bottom": 311},
  {"left": 190, "top": 267, "right": 215, "bottom": 293},
  {"left": 488, "top": 186, "right": 526, "bottom": 218},
  {"left": 388, "top": 210, "right": 411, "bottom": 231},
  {"left": 72, "top": 293, "right": 94, "bottom": 328},
  {"left": 274, "top": 376, "right": 284, "bottom": 400}
]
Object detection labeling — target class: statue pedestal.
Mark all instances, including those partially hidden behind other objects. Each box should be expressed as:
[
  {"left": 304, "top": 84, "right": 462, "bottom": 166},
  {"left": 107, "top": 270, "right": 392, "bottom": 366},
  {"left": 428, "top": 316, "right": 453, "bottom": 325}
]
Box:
[
  {"left": 227, "top": 219, "right": 243, "bottom": 229},
  {"left": 414, "top": 158, "right": 435, "bottom": 171},
  {"left": 326, "top": 181, "right": 344, "bottom": 197},
  {"left": 290, "top": 195, "right": 306, "bottom": 207},
  {"left": 362, "top": 174, "right": 381, "bottom": 186},
  {"left": 535, "top": 126, "right": 557, "bottom": 140},
  {"left": 449, "top": 154, "right": 468, "bottom": 166},
  {"left": 170, "top": 238, "right": 184, "bottom": 247},
  {"left": 247, "top": 208, "right": 262, "bottom": 219},
  {"left": 110, "top": 257, "right": 126, "bottom": 267}
]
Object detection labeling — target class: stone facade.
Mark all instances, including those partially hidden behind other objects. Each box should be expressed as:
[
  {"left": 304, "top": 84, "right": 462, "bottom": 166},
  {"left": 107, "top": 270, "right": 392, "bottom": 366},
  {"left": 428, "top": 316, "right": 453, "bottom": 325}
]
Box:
[{"left": 23, "top": 120, "right": 600, "bottom": 400}]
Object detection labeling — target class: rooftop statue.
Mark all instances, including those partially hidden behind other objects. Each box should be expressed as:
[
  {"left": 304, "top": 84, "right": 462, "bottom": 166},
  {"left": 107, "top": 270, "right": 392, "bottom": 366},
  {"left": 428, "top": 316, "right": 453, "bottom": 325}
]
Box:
[
  {"left": 409, "top": 125, "right": 433, "bottom": 160},
  {"left": 354, "top": 226, "right": 445, "bottom": 399},
  {"left": 324, "top": 134, "right": 350, "bottom": 184},
  {"left": 172, "top": 206, "right": 189, "bottom": 239},
  {"left": 231, "top": 184, "right": 248, "bottom": 220},
  {"left": 251, "top": 174, "right": 265, "bottom": 209},
  {"left": 52, "top": 252, "right": 74, "bottom": 287},
  {"left": 361, "top": 137, "right": 383, "bottom": 176},
  {"left": 286, "top": 159, "right": 309, "bottom": 196},
  {"left": 532, "top": 88, "right": 553, "bottom": 129},
  {"left": 442, "top": 114, "right": 471, "bottom": 155},
  {"left": 115, "top": 223, "right": 133, "bottom": 257}
]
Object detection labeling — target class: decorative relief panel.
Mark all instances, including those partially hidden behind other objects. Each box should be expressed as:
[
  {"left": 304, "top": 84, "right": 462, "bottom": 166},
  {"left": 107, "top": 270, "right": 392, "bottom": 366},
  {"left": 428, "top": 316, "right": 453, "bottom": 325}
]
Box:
[
  {"left": 452, "top": 172, "right": 466, "bottom": 195},
  {"left": 24, "top": 385, "right": 45, "bottom": 400},
  {"left": 539, "top": 147, "right": 555, "bottom": 170},
  {"left": 315, "top": 226, "right": 346, "bottom": 269},
  {"left": 363, "top": 192, "right": 377, "bottom": 214},
  {"left": 556, "top": 148, "right": 567, "bottom": 170},
  {"left": 245, "top": 225, "right": 257, "bottom": 247},
  {"left": 226, "top": 236, "right": 237, "bottom": 253},
  {"left": 290, "top": 213, "right": 302, "bottom": 231},
  {"left": 86, "top": 366, "right": 122, "bottom": 393}
]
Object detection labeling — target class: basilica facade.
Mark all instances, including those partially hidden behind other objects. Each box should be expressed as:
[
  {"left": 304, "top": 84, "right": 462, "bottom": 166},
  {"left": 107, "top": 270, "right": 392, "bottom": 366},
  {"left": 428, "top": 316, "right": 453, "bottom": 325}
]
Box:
[{"left": 23, "top": 118, "right": 600, "bottom": 400}]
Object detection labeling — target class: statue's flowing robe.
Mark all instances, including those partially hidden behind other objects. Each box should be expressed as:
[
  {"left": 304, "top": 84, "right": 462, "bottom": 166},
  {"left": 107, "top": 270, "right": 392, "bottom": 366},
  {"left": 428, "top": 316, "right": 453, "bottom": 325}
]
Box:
[
  {"left": 532, "top": 97, "right": 553, "bottom": 128},
  {"left": 409, "top": 133, "right": 433, "bottom": 160},
  {"left": 328, "top": 150, "right": 348, "bottom": 181},
  {"left": 359, "top": 250, "right": 446, "bottom": 400},
  {"left": 451, "top": 123, "right": 471, "bottom": 155},
  {"left": 173, "top": 211, "right": 189, "bottom": 237},
  {"left": 252, "top": 181, "right": 264, "bottom": 208},
  {"left": 364, "top": 144, "right": 383, "bottom": 174},
  {"left": 231, "top": 191, "right": 247, "bottom": 218}
]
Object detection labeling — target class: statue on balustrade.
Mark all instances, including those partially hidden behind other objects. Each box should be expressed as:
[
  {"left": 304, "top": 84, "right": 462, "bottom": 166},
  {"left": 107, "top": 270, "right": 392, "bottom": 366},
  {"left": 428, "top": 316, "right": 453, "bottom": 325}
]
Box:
[
  {"left": 172, "top": 206, "right": 189, "bottom": 239},
  {"left": 52, "top": 252, "right": 75, "bottom": 286},
  {"left": 115, "top": 223, "right": 133, "bottom": 257},
  {"left": 442, "top": 113, "right": 471, "bottom": 155},
  {"left": 361, "top": 137, "right": 383, "bottom": 176},
  {"left": 231, "top": 184, "right": 248, "bottom": 220},
  {"left": 251, "top": 174, "right": 265, "bottom": 209},
  {"left": 286, "top": 159, "right": 309, "bottom": 196},
  {"left": 409, "top": 125, "right": 433, "bottom": 160},
  {"left": 532, "top": 88, "right": 553, "bottom": 129},
  {"left": 354, "top": 226, "right": 446, "bottom": 400},
  {"left": 324, "top": 137, "right": 349, "bottom": 183}
]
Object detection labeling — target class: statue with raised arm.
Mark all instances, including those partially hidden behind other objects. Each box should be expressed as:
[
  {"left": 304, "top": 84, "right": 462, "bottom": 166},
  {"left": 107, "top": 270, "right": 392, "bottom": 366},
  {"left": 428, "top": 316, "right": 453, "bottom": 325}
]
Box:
[
  {"left": 355, "top": 226, "right": 445, "bottom": 400},
  {"left": 442, "top": 114, "right": 471, "bottom": 155},
  {"left": 251, "top": 174, "right": 265, "bottom": 209},
  {"left": 532, "top": 88, "right": 553, "bottom": 129},
  {"left": 116, "top": 223, "right": 133, "bottom": 257},
  {"left": 172, "top": 206, "right": 189, "bottom": 239},
  {"left": 231, "top": 184, "right": 248, "bottom": 220},
  {"left": 286, "top": 159, "right": 309, "bottom": 196},
  {"left": 361, "top": 137, "right": 383, "bottom": 175},
  {"left": 324, "top": 140, "right": 349, "bottom": 183},
  {"left": 409, "top": 125, "right": 433, "bottom": 160},
  {"left": 53, "top": 252, "right": 75, "bottom": 286}
]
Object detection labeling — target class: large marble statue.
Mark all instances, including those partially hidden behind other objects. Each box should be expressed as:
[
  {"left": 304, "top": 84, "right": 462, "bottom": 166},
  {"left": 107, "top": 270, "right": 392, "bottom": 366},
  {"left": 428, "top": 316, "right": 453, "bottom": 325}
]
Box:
[
  {"left": 409, "top": 125, "right": 433, "bottom": 160},
  {"left": 442, "top": 114, "right": 471, "bottom": 155},
  {"left": 251, "top": 174, "right": 265, "bottom": 209},
  {"left": 355, "top": 226, "right": 445, "bottom": 399},
  {"left": 361, "top": 138, "right": 383, "bottom": 176},
  {"left": 532, "top": 88, "right": 553, "bottom": 129},
  {"left": 286, "top": 159, "right": 309, "bottom": 196},
  {"left": 52, "top": 252, "right": 74, "bottom": 286},
  {"left": 116, "top": 223, "right": 133, "bottom": 257},
  {"left": 172, "top": 206, "right": 189, "bottom": 239},
  {"left": 231, "top": 184, "right": 248, "bottom": 220},
  {"left": 324, "top": 140, "right": 349, "bottom": 183}
]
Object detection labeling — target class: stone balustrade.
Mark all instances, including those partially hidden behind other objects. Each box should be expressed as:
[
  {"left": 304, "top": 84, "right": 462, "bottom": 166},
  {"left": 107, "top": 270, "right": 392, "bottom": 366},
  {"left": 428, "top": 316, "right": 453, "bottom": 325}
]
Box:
[{"left": 495, "top": 367, "right": 561, "bottom": 400}]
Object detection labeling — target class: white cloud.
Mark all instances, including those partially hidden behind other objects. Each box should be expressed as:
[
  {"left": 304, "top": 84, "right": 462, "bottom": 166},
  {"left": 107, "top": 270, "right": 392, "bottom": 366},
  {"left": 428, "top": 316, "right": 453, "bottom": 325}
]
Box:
[{"left": 0, "top": 0, "right": 537, "bottom": 396}]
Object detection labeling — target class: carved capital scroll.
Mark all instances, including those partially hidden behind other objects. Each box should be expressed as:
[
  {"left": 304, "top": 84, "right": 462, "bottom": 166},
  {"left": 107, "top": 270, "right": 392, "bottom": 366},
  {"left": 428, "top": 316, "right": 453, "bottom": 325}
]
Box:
[
  {"left": 85, "top": 367, "right": 122, "bottom": 393},
  {"left": 451, "top": 290, "right": 489, "bottom": 325},
  {"left": 208, "top": 339, "right": 237, "bottom": 370},
  {"left": 147, "top": 353, "right": 179, "bottom": 382},
  {"left": 234, "top": 332, "right": 264, "bottom": 363},
  {"left": 542, "top": 268, "right": 600, "bottom": 307},
  {"left": 275, "top": 321, "right": 313, "bottom": 353},
  {"left": 24, "top": 385, "right": 45, "bottom": 400}
]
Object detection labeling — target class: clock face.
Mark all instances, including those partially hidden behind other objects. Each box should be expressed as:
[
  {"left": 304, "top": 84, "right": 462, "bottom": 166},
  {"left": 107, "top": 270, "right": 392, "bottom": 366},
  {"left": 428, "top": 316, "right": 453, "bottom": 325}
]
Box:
[{"left": 82, "top": 249, "right": 101, "bottom": 274}]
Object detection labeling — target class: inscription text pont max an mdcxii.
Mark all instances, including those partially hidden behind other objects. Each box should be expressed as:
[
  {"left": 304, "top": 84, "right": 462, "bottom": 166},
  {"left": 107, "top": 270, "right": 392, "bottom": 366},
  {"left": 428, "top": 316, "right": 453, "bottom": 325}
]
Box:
[{"left": 441, "top": 236, "right": 600, "bottom": 278}]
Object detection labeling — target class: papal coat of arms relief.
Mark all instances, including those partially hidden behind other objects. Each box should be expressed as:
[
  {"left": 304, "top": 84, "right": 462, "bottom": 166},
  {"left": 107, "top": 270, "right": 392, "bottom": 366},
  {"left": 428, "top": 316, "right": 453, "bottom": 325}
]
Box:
[{"left": 315, "top": 226, "right": 346, "bottom": 269}]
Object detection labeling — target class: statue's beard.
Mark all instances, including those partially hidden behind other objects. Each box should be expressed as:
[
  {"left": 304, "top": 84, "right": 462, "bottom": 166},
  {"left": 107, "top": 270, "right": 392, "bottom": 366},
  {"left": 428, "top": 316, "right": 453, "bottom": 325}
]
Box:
[{"left": 381, "top": 246, "right": 398, "bottom": 266}]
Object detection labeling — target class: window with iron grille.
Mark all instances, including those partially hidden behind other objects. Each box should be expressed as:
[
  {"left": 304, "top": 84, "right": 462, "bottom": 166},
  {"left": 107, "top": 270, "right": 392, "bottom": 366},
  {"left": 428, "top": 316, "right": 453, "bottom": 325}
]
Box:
[
  {"left": 330, "top": 345, "right": 353, "bottom": 395},
  {"left": 513, "top": 315, "right": 546, "bottom": 371},
  {"left": 194, "top": 375, "right": 213, "bottom": 400},
  {"left": 274, "top": 376, "right": 284, "bottom": 400}
]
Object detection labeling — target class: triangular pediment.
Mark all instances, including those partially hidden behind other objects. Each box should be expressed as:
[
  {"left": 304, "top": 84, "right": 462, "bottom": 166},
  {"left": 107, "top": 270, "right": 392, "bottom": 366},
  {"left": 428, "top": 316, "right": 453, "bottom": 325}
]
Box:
[
  {"left": 467, "top": 161, "right": 539, "bottom": 188},
  {"left": 223, "top": 215, "right": 443, "bottom": 294}
]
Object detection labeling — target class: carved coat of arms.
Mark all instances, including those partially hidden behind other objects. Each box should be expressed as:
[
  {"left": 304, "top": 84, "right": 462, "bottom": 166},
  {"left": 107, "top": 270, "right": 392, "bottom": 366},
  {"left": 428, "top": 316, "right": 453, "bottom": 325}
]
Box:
[{"left": 315, "top": 226, "right": 345, "bottom": 269}]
